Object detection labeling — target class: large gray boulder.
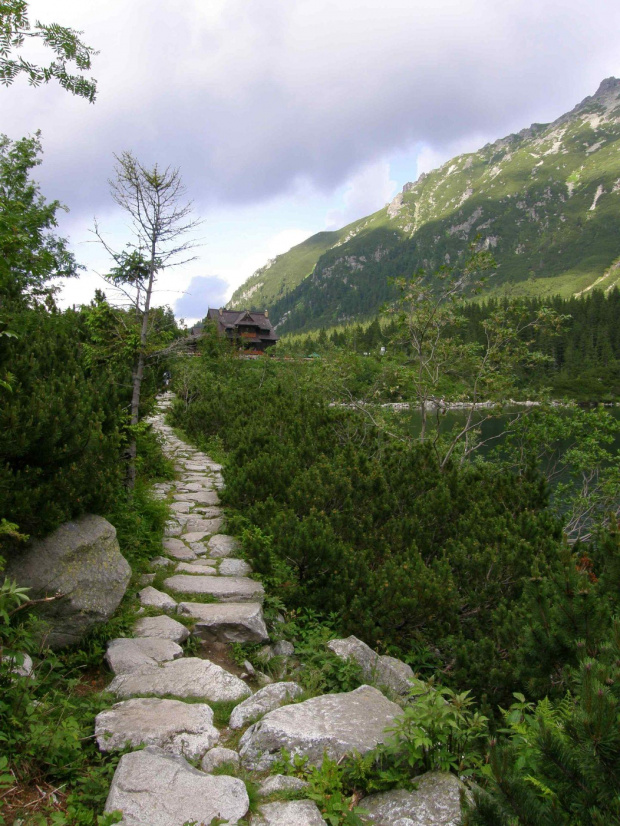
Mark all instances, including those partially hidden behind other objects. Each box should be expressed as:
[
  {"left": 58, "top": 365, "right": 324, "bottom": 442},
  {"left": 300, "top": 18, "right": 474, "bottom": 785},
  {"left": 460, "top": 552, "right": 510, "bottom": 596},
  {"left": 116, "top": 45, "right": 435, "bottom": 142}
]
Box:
[
  {"left": 253, "top": 800, "right": 327, "bottom": 825},
  {"left": 360, "top": 772, "right": 465, "bottom": 825},
  {"left": 105, "top": 747, "right": 248, "bottom": 825},
  {"left": 230, "top": 682, "right": 304, "bottom": 729},
  {"left": 327, "top": 636, "right": 420, "bottom": 697},
  {"left": 95, "top": 698, "right": 219, "bottom": 759},
  {"left": 239, "top": 685, "right": 402, "bottom": 770},
  {"left": 178, "top": 601, "right": 269, "bottom": 643},
  {"left": 4, "top": 515, "right": 130, "bottom": 649},
  {"left": 108, "top": 656, "right": 252, "bottom": 702}
]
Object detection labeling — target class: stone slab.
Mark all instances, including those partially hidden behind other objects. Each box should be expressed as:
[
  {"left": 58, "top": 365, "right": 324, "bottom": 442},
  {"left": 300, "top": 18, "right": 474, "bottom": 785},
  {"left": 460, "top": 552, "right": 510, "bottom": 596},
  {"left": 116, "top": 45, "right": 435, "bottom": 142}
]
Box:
[
  {"left": 108, "top": 656, "right": 252, "bottom": 702},
  {"left": 219, "top": 558, "right": 253, "bottom": 577},
  {"left": 239, "top": 686, "right": 402, "bottom": 770},
  {"left": 162, "top": 539, "right": 196, "bottom": 561},
  {"left": 181, "top": 531, "right": 209, "bottom": 544},
  {"left": 201, "top": 746, "right": 241, "bottom": 773},
  {"left": 208, "top": 534, "right": 240, "bottom": 558},
  {"left": 138, "top": 586, "right": 177, "bottom": 612},
  {"left": 174, "top": 491, "right": 220, "bottom": 506},
  {"left": 95, "top": 698, "right": 219, "bottom": 759},
  {"left": 258, "top": 775, "right": 309, "bottom": 796},
  {"left": 104, "top": 747, "right": 249, "bottom": 826},
  {"left": 360, "top": 772, "right": 465, "bottom": 826},
  {"left": 327, "top": 636, "right": 419, "bottom": 697},
  {"left": 178, "top": 601, "right": 269, "bottom": 643},
  {"left": 253, "top": 801, "right": 326, "bottom": 825},
  {"left": 105, "top": 637, "right": 183, "bottom": 675},
  {"left": 175, "top": 562, "right": 217, "bottom": 575},
  {"left": 230, "top": 682, "right": 304, "bottom": 730},
  {"left": 133, "top": 615, "right": 189, "bottom": 644},
  {"left": 164, "top": 575, "right": 264, "bottom": 603},
  {"left": 185, "top": 517, "right": 224, "bottom": 534},
  {"left": 149, "top": 556, "right": 174, "bottom": 569}
]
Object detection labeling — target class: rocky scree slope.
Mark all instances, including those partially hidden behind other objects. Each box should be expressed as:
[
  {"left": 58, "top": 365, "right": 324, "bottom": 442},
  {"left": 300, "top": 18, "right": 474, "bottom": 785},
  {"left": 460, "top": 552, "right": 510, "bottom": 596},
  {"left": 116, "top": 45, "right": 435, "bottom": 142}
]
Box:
[
  {"left": 231, "top": 77, "right": 620, "bottom": 334},
  {"left": 92, "top": 393, "right": 464, "bottom": 826}
]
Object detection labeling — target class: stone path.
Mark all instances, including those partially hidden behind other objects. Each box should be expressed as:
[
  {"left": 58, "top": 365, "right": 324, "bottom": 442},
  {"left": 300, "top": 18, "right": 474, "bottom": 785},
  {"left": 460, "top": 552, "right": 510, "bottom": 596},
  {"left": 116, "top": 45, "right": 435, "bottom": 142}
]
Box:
[
  {"left": 96, "top": 392, "right": 464, "bottom": 826},
  {"left": 97, "top": 392, "right": 276, "bottom": 825}
]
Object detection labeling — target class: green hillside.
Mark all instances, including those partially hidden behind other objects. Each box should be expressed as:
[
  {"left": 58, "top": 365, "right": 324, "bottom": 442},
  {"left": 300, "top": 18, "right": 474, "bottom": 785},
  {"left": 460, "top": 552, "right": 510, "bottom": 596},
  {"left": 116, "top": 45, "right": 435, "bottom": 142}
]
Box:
[
  {"left": 232, "top": 77, "right": 620, "bottom": 334},
  {"left": 229, "top": 229, "right": 345, "bottom": 308}
]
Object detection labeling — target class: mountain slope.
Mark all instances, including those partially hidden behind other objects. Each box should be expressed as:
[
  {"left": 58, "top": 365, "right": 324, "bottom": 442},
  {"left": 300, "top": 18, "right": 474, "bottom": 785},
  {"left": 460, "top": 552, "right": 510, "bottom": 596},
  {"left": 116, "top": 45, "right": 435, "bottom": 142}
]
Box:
[{"left": 231, "top": 78, "right": 620, "bottom": 334}]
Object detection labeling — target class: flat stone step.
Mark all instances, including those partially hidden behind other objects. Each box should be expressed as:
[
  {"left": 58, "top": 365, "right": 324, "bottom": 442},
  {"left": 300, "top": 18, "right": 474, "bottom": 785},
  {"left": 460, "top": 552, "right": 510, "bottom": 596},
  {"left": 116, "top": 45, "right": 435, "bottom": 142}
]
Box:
[
  {"left": 133, "top": 615, "right": 189, "bottom": 643},
  {"left": 164, "top": 520, "right": 183, "bottom": 537},
  {"left": 175, "top": 562, "right": 217, "bottom": 575},
  {"left": 170, "top": 501, "right": 191, "bottom": 514},
  {"left": 219, "top": 558, "right": 253, "bottom": 577},
  {"left": 108, "top": 657, "right": 252, "bottom": 702},
  {"left": 178, "top": 601, "right": 269, "bottom": 643},
  {"left": 178, "top": 482, "right": 214, "bottom": 492},
  {"left": 95, "top": 698, "right": 219, "bottom": 759},
  {"left": 162, "top": 538, "right": 196, "bottom": 560},
  {"left": 164, "top": 574, "right": 264, "bottom": 603},
  {"left": 181, "top": 531, "right": 209, "bottom": 544},
  {"left": 184, "top": 516, "right": 224, "bottom": 534},
  {"left": 105, "top": 637, "right": 183, "bottom": 675},
  {"left": 174, "top": 491, "right": 220, "bottom": 506},
  {"left": 138, "top": 586, "right": 177, "bottom": 612},
  {"left": 104, "top": 748, "right": 249, "bottom": 826},
  {"left": 207, "top": 534, "right": 240, "bottom": 558}
]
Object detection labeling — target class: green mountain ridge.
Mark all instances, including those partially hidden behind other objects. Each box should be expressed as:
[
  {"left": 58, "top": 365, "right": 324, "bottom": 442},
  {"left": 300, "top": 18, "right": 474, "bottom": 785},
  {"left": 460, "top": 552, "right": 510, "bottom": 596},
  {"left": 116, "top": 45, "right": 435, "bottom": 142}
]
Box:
[{"left": 230, "top": 77, "right": 620, "bottom": 334}]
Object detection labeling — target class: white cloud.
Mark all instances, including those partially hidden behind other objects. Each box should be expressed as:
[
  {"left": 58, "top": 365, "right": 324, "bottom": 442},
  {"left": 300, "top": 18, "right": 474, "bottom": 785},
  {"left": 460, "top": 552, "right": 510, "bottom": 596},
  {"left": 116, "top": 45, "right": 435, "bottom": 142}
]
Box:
[{"left": 220, "top": 227, "right": 315, "bottom": 295}]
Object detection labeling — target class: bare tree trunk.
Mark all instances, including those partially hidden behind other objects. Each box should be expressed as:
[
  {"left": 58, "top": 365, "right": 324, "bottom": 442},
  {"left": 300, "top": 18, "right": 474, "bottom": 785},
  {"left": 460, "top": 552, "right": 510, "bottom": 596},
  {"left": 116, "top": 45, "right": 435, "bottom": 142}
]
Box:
[
  {"left": 97, "top": 151, "right": 200, "bottom": 488},
  {"left": 127, "top": 260, "right": 155, "bottom": 489}
]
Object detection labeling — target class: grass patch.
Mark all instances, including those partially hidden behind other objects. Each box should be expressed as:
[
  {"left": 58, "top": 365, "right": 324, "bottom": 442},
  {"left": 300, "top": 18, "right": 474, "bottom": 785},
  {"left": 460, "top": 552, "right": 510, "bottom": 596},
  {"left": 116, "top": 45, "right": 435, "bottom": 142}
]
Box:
[{"left": 211, "top": 700, "right": 241, "bottom": 728}]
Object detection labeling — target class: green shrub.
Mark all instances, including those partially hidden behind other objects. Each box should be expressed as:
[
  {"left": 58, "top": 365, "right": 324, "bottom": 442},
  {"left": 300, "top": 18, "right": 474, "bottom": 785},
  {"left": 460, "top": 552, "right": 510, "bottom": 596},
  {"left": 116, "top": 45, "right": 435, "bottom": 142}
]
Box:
[{"left": 0, "top": 308, "right": 125, "bottom": 543}]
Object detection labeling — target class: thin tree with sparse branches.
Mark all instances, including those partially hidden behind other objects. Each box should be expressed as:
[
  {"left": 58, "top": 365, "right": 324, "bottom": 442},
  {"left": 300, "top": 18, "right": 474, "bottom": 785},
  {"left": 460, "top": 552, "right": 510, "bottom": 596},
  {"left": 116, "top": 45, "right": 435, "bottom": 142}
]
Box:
[{"left": 95, "top": 151, "right": 201, "bottom": 486}]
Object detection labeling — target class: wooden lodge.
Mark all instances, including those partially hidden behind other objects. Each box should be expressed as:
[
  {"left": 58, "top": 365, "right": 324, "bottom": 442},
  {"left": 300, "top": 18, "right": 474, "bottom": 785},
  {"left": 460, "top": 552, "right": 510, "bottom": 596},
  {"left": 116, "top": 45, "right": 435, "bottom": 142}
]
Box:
[{"left": 203, "top": 307, "right": 279, "bottom": 353}]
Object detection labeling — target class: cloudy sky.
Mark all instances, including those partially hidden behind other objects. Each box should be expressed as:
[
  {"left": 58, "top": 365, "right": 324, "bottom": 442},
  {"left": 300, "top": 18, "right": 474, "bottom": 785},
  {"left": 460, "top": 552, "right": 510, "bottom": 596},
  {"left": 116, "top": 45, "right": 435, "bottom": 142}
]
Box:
[{"left": 4, "top": 0, "right": 620, "bottom": 323}]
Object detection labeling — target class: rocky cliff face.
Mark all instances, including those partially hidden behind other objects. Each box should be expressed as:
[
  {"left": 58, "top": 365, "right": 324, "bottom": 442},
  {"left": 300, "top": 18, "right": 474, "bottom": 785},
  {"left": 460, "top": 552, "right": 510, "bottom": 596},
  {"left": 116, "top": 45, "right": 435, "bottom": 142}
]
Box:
[{"left": 232, "top": 78, "right": 620, "bottom": 334}]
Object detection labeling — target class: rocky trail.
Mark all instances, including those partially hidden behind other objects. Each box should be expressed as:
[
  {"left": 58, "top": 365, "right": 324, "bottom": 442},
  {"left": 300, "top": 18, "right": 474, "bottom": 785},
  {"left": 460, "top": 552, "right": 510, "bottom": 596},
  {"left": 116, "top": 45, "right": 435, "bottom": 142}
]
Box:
[{"left": 96, "top": 393, "right": 464, "bottom": 826}]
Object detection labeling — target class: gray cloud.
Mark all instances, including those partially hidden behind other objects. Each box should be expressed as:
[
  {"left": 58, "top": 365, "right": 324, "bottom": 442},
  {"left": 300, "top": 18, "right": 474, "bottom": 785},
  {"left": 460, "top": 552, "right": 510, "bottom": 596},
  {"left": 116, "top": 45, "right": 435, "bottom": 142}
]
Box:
[
  {"left": 175, "top": 275, "right": 229, "bottom": 322},
  {"left": 5, "top": 0, "right": 620, "bottom": 223}
]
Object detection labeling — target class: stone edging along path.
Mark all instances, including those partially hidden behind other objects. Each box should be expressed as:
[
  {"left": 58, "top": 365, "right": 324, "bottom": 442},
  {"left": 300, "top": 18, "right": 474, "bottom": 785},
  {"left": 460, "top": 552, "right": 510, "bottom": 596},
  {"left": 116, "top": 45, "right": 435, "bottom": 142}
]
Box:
[{"left": 95, "top": 392, "right": 465, "bottom": 826}]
